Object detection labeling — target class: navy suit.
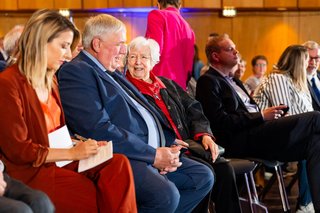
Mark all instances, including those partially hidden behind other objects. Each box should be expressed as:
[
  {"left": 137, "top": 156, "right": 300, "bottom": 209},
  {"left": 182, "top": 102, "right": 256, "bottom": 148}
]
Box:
[
  {"left": 308, "top": 72, "right": 320, "bottom": 111},
  {"left": 58, "top": 51, "right": 213, "bottom": 213},
  {"left": 196, "top": 66, "right": 320, "bottom": 210},
  {"left": 0, "top": 60, "right": 6, "bottom": 72}
]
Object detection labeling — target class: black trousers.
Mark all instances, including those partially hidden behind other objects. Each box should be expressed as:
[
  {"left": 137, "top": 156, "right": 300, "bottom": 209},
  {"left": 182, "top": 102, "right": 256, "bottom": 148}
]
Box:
[
  {"left": 226, "top": 111, "right": 320, "bottom": 211},
  {"left": 189, "top": 156, "right": 241, "bottom": 213}
]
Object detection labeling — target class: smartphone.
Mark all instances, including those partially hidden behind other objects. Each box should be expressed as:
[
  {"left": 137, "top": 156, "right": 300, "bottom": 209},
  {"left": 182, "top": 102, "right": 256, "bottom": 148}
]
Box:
[{"left": 280, "top": 104, "right": 289, "bottom": 116}]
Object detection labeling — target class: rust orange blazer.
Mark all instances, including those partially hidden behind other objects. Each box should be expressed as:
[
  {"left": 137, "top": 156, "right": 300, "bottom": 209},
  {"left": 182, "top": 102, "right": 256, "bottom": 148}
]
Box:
[{"left": 0, "top": 64, "right": 63, "bottom": 198}]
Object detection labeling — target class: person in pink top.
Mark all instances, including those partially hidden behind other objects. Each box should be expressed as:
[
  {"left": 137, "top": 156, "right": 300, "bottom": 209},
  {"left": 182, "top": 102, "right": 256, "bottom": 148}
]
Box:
[{"left": 145, "top": 0, "right": 195, "bottom": 90}]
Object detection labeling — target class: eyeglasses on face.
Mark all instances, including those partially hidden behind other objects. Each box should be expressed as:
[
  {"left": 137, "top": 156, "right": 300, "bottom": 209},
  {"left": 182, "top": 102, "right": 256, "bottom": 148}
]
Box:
[
  {"left": 254, "top": 63, "right": 267, "bottom": 67},
  {"left": 128, "top": 54, "right": 150, "bottom": 62},
  {"left": 309, "top": 56, "right": 320, "bottom": 62},
  {"left": 220, "top": 46, "right": 237, "bottom": 53}
]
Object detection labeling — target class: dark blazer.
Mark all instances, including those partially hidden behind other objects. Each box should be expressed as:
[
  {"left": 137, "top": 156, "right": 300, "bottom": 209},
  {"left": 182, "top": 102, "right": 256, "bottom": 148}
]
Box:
[
  {"left": 0, "top": 60, "right": 6, "bottom": 72},
  {"left": 308, "top": 72, "right": 320, "bottom": 111},
  {"left": 148, "top": 77, "right": 213, "bottom": 140},
  {"left": 195, "top": 66, "right": 264, "bottom": 149},
  {"left": 58, "top": 51, "right": 175, "bottom": 165}
]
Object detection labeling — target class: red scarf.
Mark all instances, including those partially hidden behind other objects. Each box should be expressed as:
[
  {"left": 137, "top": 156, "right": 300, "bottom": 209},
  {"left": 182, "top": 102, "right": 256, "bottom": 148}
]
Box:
[{"left": 126, "top": 71, "right": 182, "bottom": 139}]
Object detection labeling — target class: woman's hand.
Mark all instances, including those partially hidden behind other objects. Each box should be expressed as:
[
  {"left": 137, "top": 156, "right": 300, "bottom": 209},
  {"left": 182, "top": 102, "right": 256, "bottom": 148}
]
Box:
[
  {"left": 201, "top": 135, "right": 219, "bottom": 162},
  {"left": 70, "top": 139, "right": 101, "bottom": 160},
  {"left": 262, "top": 105, "right": 288, "bottom": 121}
]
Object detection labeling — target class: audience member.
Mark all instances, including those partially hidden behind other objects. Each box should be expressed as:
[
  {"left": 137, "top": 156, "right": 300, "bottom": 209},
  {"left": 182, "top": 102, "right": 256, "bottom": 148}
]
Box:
[
  {"left": 0, "top": 61, "right": 6, "bottom": 72},
  {"left": 234, "top": 58, "right": 247, "bottom": 80},
  {"left": 0, "top": 9, "right": 137, "bottom": 213},
  {"left": 71, "top": 39, "right": 83, "bottom": 59},
  {"left": 192, "top": 44, "right": 204, "bottom": 81},
  {"left": 3, "top": 25, "right": 24, "bottom": 65},
  {"left": 58, "top": 14, "right": 213, "bottom": 213},
  {"left": 0, "top": 25, "right": 24, "bottom": 71},
  {"left": 254, "top": 45, "right": 314, "bottom": 212},
  {"left": 145, "top": 0, "right": 195, "bottom": 90},
  {"left": 0, "top": 160, "right": 54, "bottom": 213},
  {"left": 196, "top": 33, "right": 320, "bottom": 213},
  {"left": 0, "top": 36, "right": 7, "bottom": 61},
  {"left": 304, "top": 41, "right": 320, "bottom": 111},
  {"left": 244, "top": 55, "right": 268, "bottom": 95},
  {"left": 125, "top": 36, "right": 241, "bottom": 213},
  {"left": 187, "top": 44, "right": 204, "bottom": 97}
]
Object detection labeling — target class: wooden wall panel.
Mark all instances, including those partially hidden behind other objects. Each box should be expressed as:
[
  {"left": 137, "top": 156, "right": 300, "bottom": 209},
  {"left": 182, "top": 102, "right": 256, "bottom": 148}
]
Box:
[
  {"left": 185, "top": 12, "right": 232, "bottom": 61},
  {"left": 152, "top": 0, "right": 158, "bottom": 7},
  {"left": 0, "top": 14, "right": 28, "bottom": 37},
  {"left": 184, "top": 0, "right": 221, "bottom": 8},
  {"left": 54, "top": 0, "right": 82, "bottom": 9},
  {"left": 83, "top": 0, "right": 108, "bottom": 9},
  {"left": 108, "top": 0, "right": 123, "bottom": 8},
  {"left": 232, "top": 12, "right": 300, "bottom": 80},
  {"left": 223, "top": 0, "right": 263, "bottom": 8},
  {"left": 18, "top": 0, "right": 54, "bottom": 9},
  {"left": 2, "top": 10, "right": 320, "bottom": 81},
  {"left": 299, "top": 0, "right": 320, "bottom": 8},
  {"left": 298, "top": 12, "right": 320, "bottom": 42},
  {"left": 264, "top": 0, "right": 297, "bottom": 8},
  {"left": 123, "top": 0, "right": 152, "bottom": 7},
  {"left": 0, "top": 0, "right": 18, "bottom": 10}
]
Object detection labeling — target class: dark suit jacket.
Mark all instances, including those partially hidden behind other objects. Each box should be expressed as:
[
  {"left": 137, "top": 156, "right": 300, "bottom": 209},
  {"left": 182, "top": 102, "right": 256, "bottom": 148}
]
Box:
[
  {"left": 58, "top": 51, "right": 175, "bottom": 165},
  {"left": 195, "top": 67, "right": 264, "bottom": 150},
  {"left": 0, "top": 60, "right": 6, "bottom": 72},
  {"left": 308, "top": 72, "right": 320, "bottom": 111}
]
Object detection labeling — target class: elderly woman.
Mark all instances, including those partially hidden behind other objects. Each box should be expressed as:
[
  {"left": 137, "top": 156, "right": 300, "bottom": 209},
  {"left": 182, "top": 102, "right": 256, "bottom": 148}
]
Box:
[{"left": 126, "top": 36, "right": 241, "bottom": 213}]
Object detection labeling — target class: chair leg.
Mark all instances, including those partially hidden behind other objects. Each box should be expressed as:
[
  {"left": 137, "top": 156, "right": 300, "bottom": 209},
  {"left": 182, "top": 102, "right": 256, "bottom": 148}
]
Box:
[
  {"left": 244, "top": 173, "right": 254, "bottom": 213},
  {"left": 259, "top": 170, "right": 277, "bottom": 200},
  {"left": 274, "top": 165, "right": 291, "bottom": 212},
  {"left": 249, "top": 171, "right": 259, "bottom": 203}
]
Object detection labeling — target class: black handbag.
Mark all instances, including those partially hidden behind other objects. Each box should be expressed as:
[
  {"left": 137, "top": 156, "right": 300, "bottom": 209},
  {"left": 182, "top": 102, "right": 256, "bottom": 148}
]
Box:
[{"left": 185, "top": 139, "right": 225, "bottom": 162}]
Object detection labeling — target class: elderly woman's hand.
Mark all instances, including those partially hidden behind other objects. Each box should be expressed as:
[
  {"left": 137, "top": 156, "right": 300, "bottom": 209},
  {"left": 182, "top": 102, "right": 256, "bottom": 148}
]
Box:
[
  {"left": 201, "top": 135, "right": 219, "bottom": 162},
  {"left": 0, "top": 172, "right": 7, "bottom": 196}
]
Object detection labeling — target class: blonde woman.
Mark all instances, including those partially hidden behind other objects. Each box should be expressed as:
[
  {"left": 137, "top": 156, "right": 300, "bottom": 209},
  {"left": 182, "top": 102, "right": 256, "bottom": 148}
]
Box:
[{"left": 254, "top": 45, "right": 313, "bottom": 212}]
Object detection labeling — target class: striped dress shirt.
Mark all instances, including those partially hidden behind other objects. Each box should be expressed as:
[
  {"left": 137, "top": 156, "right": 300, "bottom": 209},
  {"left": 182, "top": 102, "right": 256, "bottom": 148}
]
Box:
[{"left": 253, "top": 73, "right": 313, "bottom": 114}]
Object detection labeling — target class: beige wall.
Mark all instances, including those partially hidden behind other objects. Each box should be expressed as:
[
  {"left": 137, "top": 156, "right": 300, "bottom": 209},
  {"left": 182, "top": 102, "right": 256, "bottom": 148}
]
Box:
[{"left": 0, "top": 10, "right": 320, "bottom": 80}]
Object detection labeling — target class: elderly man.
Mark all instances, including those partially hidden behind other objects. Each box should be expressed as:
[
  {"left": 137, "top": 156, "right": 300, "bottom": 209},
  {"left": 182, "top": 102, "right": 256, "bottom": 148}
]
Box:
[
  {"left": 58, "top": 14, "right": 213, "bottom": 213},
  {"left": 304, "top": 41, "right": 320, "bottom": 111},
  {"left": 196, "top": 33, "right": 320, "bottom": 213},
  {"left": 0, "top": 25, "right": 24, "bottom": 72}
]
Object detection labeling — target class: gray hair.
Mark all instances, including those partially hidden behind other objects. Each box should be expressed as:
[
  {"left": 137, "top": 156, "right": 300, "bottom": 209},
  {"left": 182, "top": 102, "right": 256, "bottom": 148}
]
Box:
[
  {"left": 82, "top": 14, "right": 126, "bottom": 49},
  {"left": 127, "top": 36, "right": 160, "bottom": 68},
  {"left": 3, "top": 25, "right": 24, "bottom": 56},
  {"left": 303, "top": 40, "right": 319, "bottom": 50}
]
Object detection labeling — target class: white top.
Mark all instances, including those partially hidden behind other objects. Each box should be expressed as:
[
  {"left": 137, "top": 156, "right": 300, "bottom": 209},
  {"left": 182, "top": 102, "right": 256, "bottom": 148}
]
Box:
[
  {"left": 244, "top": 76, "right": 261, "bottom": 95},
  {"left": 254, "top": 73, "right": 313, "bottom": 115}
]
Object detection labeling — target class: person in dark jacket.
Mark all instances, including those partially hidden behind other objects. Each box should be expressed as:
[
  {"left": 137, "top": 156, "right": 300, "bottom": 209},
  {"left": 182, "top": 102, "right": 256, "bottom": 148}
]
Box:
[{"left": 126, "top": 36, "right": 242, "bottom": 213}]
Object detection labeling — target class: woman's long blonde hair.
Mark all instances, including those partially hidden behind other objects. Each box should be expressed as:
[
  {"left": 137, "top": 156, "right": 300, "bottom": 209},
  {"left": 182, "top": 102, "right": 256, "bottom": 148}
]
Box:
[
  {"left": 272, "top": 45, "right": 309, "bottom": 92},
  {"left": 18, "top": 9, "right": 80, "bottom": 91}
]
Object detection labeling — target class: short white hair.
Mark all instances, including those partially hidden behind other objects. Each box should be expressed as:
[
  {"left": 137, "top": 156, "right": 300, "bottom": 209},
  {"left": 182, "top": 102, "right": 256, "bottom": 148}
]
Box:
[
  {"left": 303, "top": 40, "right": 319, "bottom": 50},
  {"left": 3, "top": 25, "right": 24, "bottom": 56},
  {"left": 82, "top": 14, "right": 126, "bottom": 49},
  {"left": 127, "top": 36, "right": 160, "bottom": 68}
]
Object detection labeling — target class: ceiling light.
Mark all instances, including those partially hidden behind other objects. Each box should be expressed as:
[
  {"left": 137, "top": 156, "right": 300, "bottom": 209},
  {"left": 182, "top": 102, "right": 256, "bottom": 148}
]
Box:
[{"left": 222, "top": 7, "right": 237, "bottom": 17}]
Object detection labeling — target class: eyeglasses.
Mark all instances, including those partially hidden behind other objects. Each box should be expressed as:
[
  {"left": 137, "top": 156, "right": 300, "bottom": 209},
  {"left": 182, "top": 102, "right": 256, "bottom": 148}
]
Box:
[
  {"left": 128, "top": 54, "right": 150, "bottom": 63},
  {"left": 220, "top": 46, "right": 237, "bottom": 53},
  {"left": 309, "top": 56, "right": 320, "bottom": 62},
  {"left": 254, "top": 63, "right": 267, "bottom": 67}
]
